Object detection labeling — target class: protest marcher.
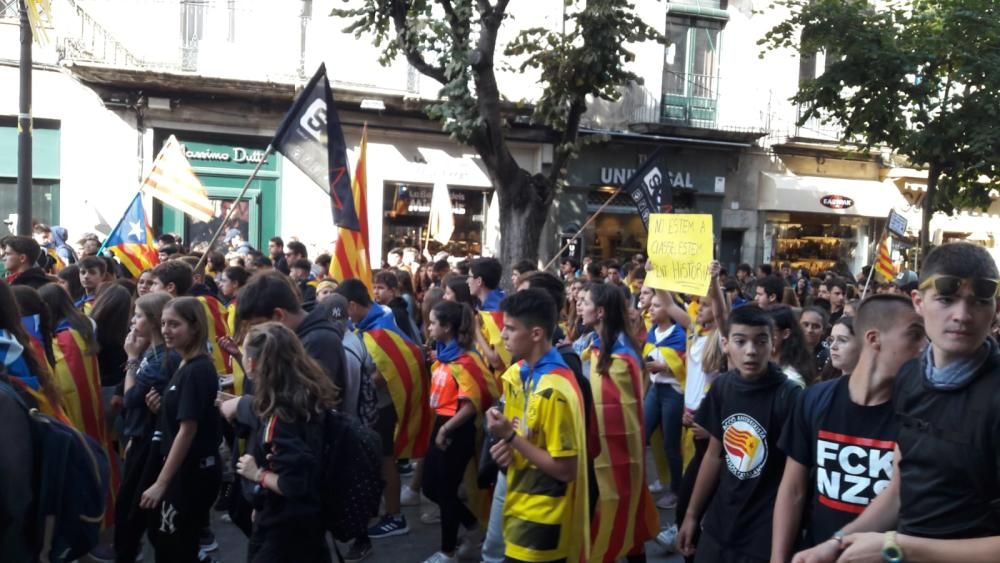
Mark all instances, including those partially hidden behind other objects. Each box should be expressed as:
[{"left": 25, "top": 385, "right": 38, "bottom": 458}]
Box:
[
  {"left": 139, "top": 297, "right": 221, "bottom": 563},
  {"left": 77, "top": 255, "right": 106, "bottom": 312},
  {"left": 677, "top": 305, "right": 802, "bottom": 562},
  {"left": 823, "top": 317, "right": 861, "bottom": 379},
  {"left": 0, "top": 280, "right": 65, "bottom": 418},
  {"left": 767, "top": 305, "right": 816, "bottom": 387},
  {"left": 799, "top": 307, "right": 830, "bottom": 376},
  {"left": 235, "top": 322, "right": 338, "bottom": 563},
  {"left": 374, "top": 270, "right": 423, "bottom": 344},
  {"left": 136, "top": 269, "right": 156, "bottom": 297},
  {"left": 772, "top": 295, "right": 924, "bottom": 561},
  {"left": 486, "top": 288, "right": 590, "bottom": 563},
  {"left": 793, "top": 242, "right": 1000, "bottom": 562},
  {"left": 468, "top": 258, "right": 510, "bottom": 372},
  {"left": 3, "top": 235, "right": 51, "bottom": 289}
]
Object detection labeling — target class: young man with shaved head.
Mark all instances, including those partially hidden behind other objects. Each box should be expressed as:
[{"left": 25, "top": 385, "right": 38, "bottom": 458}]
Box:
[
  {"left": 772, "top": 295, "right": 925, "bottom": 561},
  {"left": 793, "top": 242, "right": 1000, "bottom": 562}
]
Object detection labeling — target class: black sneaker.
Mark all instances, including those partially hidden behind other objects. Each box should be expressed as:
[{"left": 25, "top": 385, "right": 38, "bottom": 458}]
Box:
[
  {"left": 214, "top": 481, "right": 233, "bottom": 512},
  {"left": 367, "top": 514, "right": 410, "bottom": 539},
  {"left": 397, "top": 460, "right": 414, "bottom": 476},
  {"left": 344, "top": 540, "right": 373, "bottom": 563},
  {"left": 199, "top": 528, "right": 218, "bottom": 552}
]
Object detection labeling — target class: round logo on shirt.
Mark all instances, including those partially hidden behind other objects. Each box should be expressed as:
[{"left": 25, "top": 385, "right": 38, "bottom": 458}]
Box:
[{"left": 721, "top": 413, "right": 767, "bottom": 480}]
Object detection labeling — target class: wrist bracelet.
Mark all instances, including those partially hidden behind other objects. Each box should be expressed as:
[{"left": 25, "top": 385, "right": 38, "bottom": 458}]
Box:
[
  {"left": 257, "top": 469, "right": 267, "bottom": 485},
  {"left": 125, "top": 359, "right": 141, "bottom": 370},
  {"left": 504, "top": 431, "right": 516, "bottom": 444}
]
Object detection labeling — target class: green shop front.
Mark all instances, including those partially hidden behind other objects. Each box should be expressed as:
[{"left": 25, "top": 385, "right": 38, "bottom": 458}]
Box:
[
  {"left": 154, "top": 131, "right": 279, "bottom": 251},
  {"left": 0, "top": 117, "right": 61, "bottom": 238},
  {"left": 562, "top": 140, "right": 728, "bottom": 261}
]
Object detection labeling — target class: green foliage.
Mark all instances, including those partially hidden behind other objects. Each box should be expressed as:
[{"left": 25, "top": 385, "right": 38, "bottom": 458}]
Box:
[
  {"left": 331, "top": 0, "right": 662, "bottom": 187},
  {"left": 760, "top": 0, "right": 1000, "bottom": 216}
]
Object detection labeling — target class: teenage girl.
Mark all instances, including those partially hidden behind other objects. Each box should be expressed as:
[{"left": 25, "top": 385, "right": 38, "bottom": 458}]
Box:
[
  {"left": 234, "top": 322, "right": 338, "bottom": 563},
  {"left": 767, "top": 305, "right": 817, "bottom": 387},
  {"left": 136, "top": 269, "right": 157, "bottom": 297},
  {"left": 421, "top": 301, "right": 498, "bottom": 563},
  {"left": 115, "top": 292, "right": 179, "bottom": 562},
  {"left": 579, "top": 283, "right": 658, "bottom": 562},
  {"left": 139, "top": 297, "right": 221, "bottom": 563},
  {"left": 826, "top": 317, "right": 860, "bottom": 379},
  {"left": 0, "top": 280, "right": 63, "bottom": 417}
]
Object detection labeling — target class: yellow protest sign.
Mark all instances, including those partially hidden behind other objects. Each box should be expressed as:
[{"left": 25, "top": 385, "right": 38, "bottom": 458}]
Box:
[{"left": 645, "top": 214, "right": 713, "bottom": 296}]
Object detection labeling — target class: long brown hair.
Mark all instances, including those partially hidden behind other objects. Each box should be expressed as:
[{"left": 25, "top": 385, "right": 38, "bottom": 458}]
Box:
[
  {"left": 431, "top": 300, "right": 476, "bottom": 350},
  {"left": 163, "top": 297, "right": 209, "bottom": 359},
  {"left": 39, "top": 283, "right": 99, "bottom": 354},
  {"left": 244, "top": 322, "right": 339, "bottom": 422},
  {"left": 587, "top": 283, "right": 642, "bottom": 374},
  {"left": 0, "top": 280, "right": 60, "bottom": 406}
]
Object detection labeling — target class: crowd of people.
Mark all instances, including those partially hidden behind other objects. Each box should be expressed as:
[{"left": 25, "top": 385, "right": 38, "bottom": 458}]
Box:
[{"left": 2, "top": 223, "right": 1000, "bottom": 563}]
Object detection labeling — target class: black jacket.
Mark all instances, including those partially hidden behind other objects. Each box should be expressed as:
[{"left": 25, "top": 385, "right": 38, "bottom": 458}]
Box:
[
  {"left": 0, "top": 374, "right": 37, "bottom": 562},
  {"left": 388, "top": 296, "right": 422, "bottom": 344},
  {"left": 8, "top": 267, "right": 51, "bottom": 290},
  {"left": 296, "top": 301, "right": 347, "bottom": 393}
]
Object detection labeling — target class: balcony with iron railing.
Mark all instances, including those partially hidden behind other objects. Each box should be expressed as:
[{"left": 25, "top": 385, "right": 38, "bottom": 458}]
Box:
[{"left": 660, "top": 71, "right": 720, "bottom": 128}]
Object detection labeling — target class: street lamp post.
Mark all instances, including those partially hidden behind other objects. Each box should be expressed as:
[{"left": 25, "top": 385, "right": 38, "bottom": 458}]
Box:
[{"left": 17, "top": 0, "right": 33, "bottom": 236}]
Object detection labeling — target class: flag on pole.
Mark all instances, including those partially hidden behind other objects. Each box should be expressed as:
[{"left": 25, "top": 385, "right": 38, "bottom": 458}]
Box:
[
  {"left": 142, "top": 135, "right": 214, "bottom": 223},
  {"left": 331, "top": 125, "right": 373, "bottom": 291},
  {"left": 875, "top": 234, "right": 895, "bottom": 282},
  {"left": 24, "top": 0, "right": 54, "bottom": 44},
  {"left": 273, "top": 64, "right": 361, "bottom": 231},
  {"left": 428, "top": 182, "right": 455, "bottom": 245},
  {"left": 104, "top": 194, "right": 159, "bottom": 278}
]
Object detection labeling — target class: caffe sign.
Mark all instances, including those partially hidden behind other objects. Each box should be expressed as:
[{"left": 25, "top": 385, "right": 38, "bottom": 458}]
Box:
[{"left": 820, "top": 195, "right": 855, "bottom": 210}]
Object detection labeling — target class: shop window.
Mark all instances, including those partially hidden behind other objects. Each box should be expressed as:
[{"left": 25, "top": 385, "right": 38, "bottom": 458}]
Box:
[
  {"left": 766, "top": 215, "right": 868, "bottom": 276},
  {"left": 0, "top": 181, "right": 59, "bottom": 238},
  {"left": 661, "top": 12, "right": 724, "bottom": 127},
  {"left": 382, "top": 182, "right": 486, "bottom": 259}
]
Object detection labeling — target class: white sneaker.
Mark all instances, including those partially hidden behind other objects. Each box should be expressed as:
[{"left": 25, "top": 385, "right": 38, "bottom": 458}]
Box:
[
  {"left": 423, "top": 551, "right": 458, "bottom": 563},
  {"left": 456, "top": 539, "right": 482, "bottom": 560},
  {"left": 656, "top": 524, "right": 678, "bottom": 552},
  {"left": 401, "top": 485, "right": 423, "bottom": 506},
  {"left": 656, "top": 491, "right": 679, "bottom": 510},
  {"left": 648, "top": 479, "right": 664, "bottom": 493},
  {"left": 420, "top": 505, "right": 441, "bottom": 524}
]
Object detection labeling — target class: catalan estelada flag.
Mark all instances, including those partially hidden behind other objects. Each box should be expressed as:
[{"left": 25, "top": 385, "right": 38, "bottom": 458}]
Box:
[
  {"left": 643, "top": 322, "right": 690, "bottom": 486},
  {"left": 587, "top": 334, "right": 657, "bottom": 561},
  {"left": 331, "top": 125, "right": 373, "bottom": 292},
  {"left": 50, "top": 325, "right": 120, "bottom": 527},
  {"left": 477, "top": 289, "right": 511, "bottom": 372},
  {"left": 356, "top": 305, "right": 432, "bottom": 459},
  {"left": 143, "top": 135, "right": 214, "bottom": 223},
  {"left": 875, "top": 234, "right": 895, "bottom": 282},
  {"left": 104, "top": 194, "right": 159, "bottom": 278},
  {"left": 196, "top": 294, "right": 233, "bottom": 375}
]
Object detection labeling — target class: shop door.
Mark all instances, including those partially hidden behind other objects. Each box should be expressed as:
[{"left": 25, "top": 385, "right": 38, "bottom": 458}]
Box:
[
  {"left": 720, "top": 229, "right": 743, "bottom": 274},
  {"left": 159, "top": 176, "right": 272, "bottom": 253}
]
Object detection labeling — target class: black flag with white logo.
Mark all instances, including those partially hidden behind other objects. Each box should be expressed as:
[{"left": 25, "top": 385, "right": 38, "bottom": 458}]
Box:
[
  {"left": 624, "top": 147, "right": 672, "bottom": 230},
  {"left": 273, "top": 63, "right": 360, "bottom": 231}
]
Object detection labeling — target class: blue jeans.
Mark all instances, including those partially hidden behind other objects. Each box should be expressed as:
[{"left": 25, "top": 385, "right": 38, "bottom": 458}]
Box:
[
  {"left": 644, "top": 382, "right": 684, "bottom": 494},
  {"left": 481, "top": 473, "right": 507, "bottom": 563}
]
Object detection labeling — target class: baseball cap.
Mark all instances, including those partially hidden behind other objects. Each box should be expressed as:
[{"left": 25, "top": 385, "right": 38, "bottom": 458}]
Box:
[{"left": 894, "top": 269, "right": 918, "bottom": 291}]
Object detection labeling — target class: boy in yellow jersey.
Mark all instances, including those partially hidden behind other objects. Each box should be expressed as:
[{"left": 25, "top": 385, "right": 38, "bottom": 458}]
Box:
[{"left": 486, "top": 289, "right": 588, "bottom": 563}]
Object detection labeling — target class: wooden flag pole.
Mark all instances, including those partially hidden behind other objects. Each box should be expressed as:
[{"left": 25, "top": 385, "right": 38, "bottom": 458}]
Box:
[
  {"left": 543, "top": 185, "right": 623, "bottom": 271},
  {"left": 193, "top": 145, "right": 275, "bottom": 273}
]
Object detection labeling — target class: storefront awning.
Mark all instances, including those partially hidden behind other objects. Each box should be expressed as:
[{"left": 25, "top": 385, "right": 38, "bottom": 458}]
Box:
[{"left": 759, "top": 172, "right": 909, "bottom": 218}]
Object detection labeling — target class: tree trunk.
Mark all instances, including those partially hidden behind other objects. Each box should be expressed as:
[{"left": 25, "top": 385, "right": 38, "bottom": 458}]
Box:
[
  {"left": 920, "top": 162, "right": 939, "bottom": 257},
  {"left": 497, "top": 172, "right": 551, "bottom": 289}
]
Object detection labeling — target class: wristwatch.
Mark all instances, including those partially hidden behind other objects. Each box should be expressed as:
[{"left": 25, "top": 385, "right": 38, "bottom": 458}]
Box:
[{"left": 881, "top": 531, "right": 904, "bottom": 563}]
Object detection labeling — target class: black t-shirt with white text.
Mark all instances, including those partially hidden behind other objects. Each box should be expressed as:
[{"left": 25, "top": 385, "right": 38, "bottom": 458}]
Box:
[
  {"left": 159, "top": 354, "right": 221, "bottom": 467},
  {"left": 779, "top": 376, "right": 897, "bottom": 546},
  {"left": 695, "top": 364, "right": 801, "bottom": 560}
]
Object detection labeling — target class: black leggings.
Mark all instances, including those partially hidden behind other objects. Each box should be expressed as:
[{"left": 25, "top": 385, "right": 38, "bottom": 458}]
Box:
[
  {"left": 248, "top": 520, "right": 331, "bottom": 563},
  {"left": 114, "top": 436, "right": 160, "bottom": 562},
  {"left": 147, "top": 460, "right": 221, "bottom": 563},
  {"left": 422, "top": 415, "right": 478, "bottom": 553},
  {"left": 678, "top": 437, "right": 709, "bottom": 563}
]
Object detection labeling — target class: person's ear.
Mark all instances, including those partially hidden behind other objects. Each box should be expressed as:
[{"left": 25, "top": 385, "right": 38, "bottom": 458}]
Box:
[
  {"left": 271, "top": 308, "right": 287, "bottom": 323},
  {"left": 721, "top": 336, "right": 729, "bottom": 352},
  {"left": 865, "top": 328, "right": 880, "bottom": 351},
  {"left": 166, "top": 282, "right": 177, "bottom": 296},
  {"left": 911, "top": 289, "right": 924, "bottom": 314}
]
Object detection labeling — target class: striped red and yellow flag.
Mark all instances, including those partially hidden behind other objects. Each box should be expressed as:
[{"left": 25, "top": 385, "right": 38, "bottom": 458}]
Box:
[
  {"left": 362, "top": 328, "right": 432, "bottom": 459},
  {"left": 331, "top": 125, "right": 373, "bottom": 293},
  {"left": 142, "top": 135, "right": 214, "bottom": 223},
  {"left": 875, "top": 234, "right": 895, "bottom": 282},
  {"left": 104, "top": 193, "right": 160, "bottom": 278},
  {"left": 197, "top": 295, "right": 233, "bottom": 375},
  {"left": 478, "top": 310, "right": 512, "bottom": 372},
  {"left": 588, "top": 343, "right": 658, "bottom": 561},
  {"left": 51, "top": 328, "right": 120, "bottom": 527}
]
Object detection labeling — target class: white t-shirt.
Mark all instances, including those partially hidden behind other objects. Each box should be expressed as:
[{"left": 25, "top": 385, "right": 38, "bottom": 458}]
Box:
[
  {"left": 684, "top": 331, "right": 709, "bottom": 412},
  {"left": 649, "top": 325, "right": 682, "bottom": 393}
]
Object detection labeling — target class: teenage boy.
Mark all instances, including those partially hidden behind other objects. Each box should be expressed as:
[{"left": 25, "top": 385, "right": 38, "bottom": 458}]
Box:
[
  {"left": 827, "top": 278, "right": 847, "bottom": 323},
  {"left": 677, "top": 305, "right": 802, "bottom": 562},
  {"left": 334, "top": 279, "right": 432, "bottom": 559},
  {"left": 754, "top": 275, "right": 785, "bottom": 310},
  {"left": 468, "top": 257, "right": 510, "bottom": 372},
  {"left": 771, "top": 295, "right": 925, "bottom": 561},
  {"left": 793, "top": 242, "right": 1000, "bottom": 562},
  {"left": 268, "top": 236, "right": 289, "bottom": 274},
  {"left": 2, "top": 236, "right": 49, "bottom": 289},
  {"left": 289, "top": 258, "right": 317, "bottom": 302},
  {"left": 485, "top": 289, "right": 589, "bottom": 563},
  {"left": 284, "top": 240, "right": 307, "bottom": 264},
  {"left": 373, "top": 270, "right": 422, "bottom": 344},
  {"left": 78, "top": 255, "right": 107, "bottom": 312}
]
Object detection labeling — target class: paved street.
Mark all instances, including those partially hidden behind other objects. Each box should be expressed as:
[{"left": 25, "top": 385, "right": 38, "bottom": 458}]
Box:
[{"left": 120, "top": 465, "right": 684, "bottom": 563}]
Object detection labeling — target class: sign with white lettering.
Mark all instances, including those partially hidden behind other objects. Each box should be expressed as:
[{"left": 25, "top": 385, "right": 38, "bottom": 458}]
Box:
[{"left": 887, "top": 209, "right": 908, "bottom": 238}]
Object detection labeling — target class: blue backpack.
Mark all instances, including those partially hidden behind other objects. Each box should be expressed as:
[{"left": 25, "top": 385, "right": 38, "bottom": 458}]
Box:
[{"left": 0, "top": 379, "right": 111, "bottom": 562}]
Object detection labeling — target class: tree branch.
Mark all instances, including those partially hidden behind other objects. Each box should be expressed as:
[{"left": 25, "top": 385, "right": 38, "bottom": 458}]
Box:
[
  {"left": 389, "top": 0, "right": 448, "bottom": 85},
  {"left": 548, "top": 95, "right": 587, "bottom": 189}
]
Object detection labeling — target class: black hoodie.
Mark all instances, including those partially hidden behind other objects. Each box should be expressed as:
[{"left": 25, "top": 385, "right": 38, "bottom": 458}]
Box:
[
  {"left": 295, "top": 300, "right": 347, "bottom": 392},
  {"left": 8, "top": 267, "right": 51, "bottom": 290}
]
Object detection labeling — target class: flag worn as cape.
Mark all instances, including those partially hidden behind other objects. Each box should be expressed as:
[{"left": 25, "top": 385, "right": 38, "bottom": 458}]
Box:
[
  {"left": 51, "top": 326, "right": 120, "bottom": 527},
  {"left": 197, "top": 295, "right": 232, "bottom": 375},
  {"left": 588, "top": 334, "right": 657, "bottom": 561},
  {"left": 0, "top": 328, "right": 65, "bottom": 421},
  {"left": 478, "top": 292, "right": 511, "bottom": 372},
  {"left": 357, "top": 306, "right": 432, "bottom": 459},
  {"left": 104, "top": 194, "right": 160, "bottom": 278},
  {"left": 643, "top": 322, "right": 690, "bottom": 487}
]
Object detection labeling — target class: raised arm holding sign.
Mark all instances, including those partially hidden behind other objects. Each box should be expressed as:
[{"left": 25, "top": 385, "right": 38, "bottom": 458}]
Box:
[{"left": 645, "top": 214, "right": 714, "bottom": 296}]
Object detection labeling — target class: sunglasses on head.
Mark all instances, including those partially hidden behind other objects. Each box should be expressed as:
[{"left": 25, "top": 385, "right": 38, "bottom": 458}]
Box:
[{"left": 918, "top": 274, "right": 1000, "bottom": 299}]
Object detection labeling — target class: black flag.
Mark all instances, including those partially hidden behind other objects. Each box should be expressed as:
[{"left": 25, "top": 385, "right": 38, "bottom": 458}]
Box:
[
  {"left": 273, "top": 64, "right": 360, "bottom": 231},
  {"left": 624, "top": 147, "right": 672, "bottom": 230}
]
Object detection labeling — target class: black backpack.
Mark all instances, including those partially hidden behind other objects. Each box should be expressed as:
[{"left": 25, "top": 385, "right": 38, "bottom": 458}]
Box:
[
  {"left": 316, "top": 409, "right": 385, "bottom": 542},
  {"left": 0, "top": 379, "right": 110, "bottom": 562}
]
